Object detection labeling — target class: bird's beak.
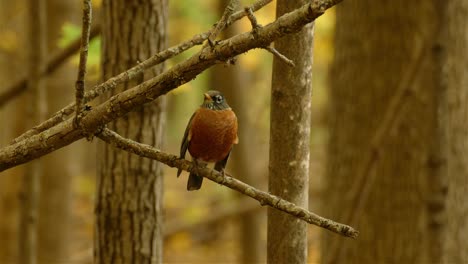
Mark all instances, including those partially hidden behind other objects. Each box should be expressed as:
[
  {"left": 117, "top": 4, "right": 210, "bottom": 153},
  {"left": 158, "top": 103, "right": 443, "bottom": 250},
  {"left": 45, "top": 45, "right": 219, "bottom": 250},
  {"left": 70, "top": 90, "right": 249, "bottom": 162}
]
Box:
[{"left": 204, "top": 93, "right": 212, "bottom": 101}]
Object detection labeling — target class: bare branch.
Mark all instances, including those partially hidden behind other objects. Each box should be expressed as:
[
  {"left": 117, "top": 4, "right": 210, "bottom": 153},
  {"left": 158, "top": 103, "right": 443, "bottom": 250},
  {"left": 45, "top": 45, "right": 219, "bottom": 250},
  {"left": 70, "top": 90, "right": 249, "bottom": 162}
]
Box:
[
  {"left": 245, "top": 7, "right": 261, "bottom": 30},
  {"left": 206, "top": 0, "right": 240, "bottom": 47},
  {"left": 265, "top": 46, "right": 295, "bottom": 67},
  {"left": 74, "top": 0, "right": 92, "bottom": 125},
  {"left": 245, "top": 6, "right": 295, "bottom": 67},
  {"left": 0, "top": 1, "right": 341, "bottom": 173},
  {"left": 11, "top": 0, "right": 273, "bottom": 144},
  {"left": 227, "top": 0, "right": 272, "bottom": 28},
  {"left": 0, "top": 25, "right": 100, "bottom": 109},
  {"left": 11, "top": 33, "right": 207, "bottom": 144},
  {"left": 96, "top": 128, "right": 358, "bottom": 238}
]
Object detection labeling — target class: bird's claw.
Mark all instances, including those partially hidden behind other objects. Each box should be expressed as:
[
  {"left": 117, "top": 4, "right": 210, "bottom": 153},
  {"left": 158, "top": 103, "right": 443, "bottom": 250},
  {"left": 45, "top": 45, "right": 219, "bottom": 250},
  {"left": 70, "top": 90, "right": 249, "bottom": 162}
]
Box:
[{"left": 219, "top": 168, "right": 226, "bottom": 177}]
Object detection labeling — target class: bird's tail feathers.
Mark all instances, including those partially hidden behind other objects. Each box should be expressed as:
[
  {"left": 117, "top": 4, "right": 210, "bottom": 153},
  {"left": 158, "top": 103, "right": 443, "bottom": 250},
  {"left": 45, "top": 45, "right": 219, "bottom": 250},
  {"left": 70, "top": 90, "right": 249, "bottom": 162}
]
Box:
[{"left": 187, "top": 173, "right": 203, "bottom": 191}]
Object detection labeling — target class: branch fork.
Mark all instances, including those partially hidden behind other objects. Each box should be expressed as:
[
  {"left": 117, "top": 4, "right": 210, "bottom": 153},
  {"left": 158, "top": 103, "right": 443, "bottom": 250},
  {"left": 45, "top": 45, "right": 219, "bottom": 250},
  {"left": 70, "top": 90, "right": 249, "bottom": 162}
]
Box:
[{"left": 245, "top": 6, "right": 295, "bottom": 67}]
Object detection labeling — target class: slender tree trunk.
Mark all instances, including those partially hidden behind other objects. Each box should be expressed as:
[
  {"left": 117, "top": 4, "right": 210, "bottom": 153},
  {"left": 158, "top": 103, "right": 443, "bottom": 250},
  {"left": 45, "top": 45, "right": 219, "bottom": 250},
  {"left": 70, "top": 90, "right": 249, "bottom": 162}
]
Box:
[
  {"left": 442, "top": 0, "right": 468, "bottom": 262},
  {"left": 210, "top": 1, "right": 264, "bottom": 263},
  {"left": 0, "top": 0, "right": 25, "bottom": 261},
  {"left": 95, "top": 0, "right": 167, "bottom": 263},
  {"left": 18, "top": 0, "right": 47, "bottom": 263},
  {"left": 267, "top": 0, "right": 313, "bottom": 263},
  {"left": 323, "top": 1, "right": 441, "bottom": 263},
  {"left": 37, "top": 1, "right": 80, "bottom": 263}
]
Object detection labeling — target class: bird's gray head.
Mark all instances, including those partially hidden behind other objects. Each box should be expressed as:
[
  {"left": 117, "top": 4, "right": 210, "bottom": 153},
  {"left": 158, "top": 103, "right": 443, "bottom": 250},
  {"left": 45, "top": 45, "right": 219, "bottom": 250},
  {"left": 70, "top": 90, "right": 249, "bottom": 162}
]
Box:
[{"left": 202, "top": 90, "right": 230, "bottom": 110}]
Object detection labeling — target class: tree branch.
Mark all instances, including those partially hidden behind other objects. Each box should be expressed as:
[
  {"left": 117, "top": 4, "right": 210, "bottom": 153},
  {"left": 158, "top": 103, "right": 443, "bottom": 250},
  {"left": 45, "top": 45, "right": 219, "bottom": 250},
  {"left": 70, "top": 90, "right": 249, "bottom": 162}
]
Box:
[
  {"left": 11, "top": 0, "right": 273, "bottom": 144},
  {"left": 265, "top": 46, "right": 295, "bottom": 67},
  {"left": 96, "top": 128, "right": 358, "bottom": 238},
  {"left": 0, "top": 25, "right": 100, "bottom": 109},
  {"left": 244, "top": 7, "right": 295, "bottom": 67},
  {"left": 0, "top": 1, "right": 342, "bottom": 172},
  {"left": 206, "top": 0, "right": 239, "bottom": 47},
  {"left": 74, "top": 0, "right": 92, "bottom": 125}
]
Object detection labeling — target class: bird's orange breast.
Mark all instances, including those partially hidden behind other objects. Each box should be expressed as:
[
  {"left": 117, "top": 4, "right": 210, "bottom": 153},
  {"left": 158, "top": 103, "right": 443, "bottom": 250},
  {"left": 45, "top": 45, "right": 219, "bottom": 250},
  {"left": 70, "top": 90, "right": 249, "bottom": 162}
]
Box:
[{"left": 188, "top": 108, "right": 238, "bottom": 163}]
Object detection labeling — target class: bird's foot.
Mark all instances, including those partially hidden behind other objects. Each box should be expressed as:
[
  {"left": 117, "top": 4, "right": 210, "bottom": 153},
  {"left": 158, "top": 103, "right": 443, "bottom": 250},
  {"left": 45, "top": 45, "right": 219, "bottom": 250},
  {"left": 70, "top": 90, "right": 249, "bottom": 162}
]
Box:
[{"left": 219, "top": 168, "right": 226, "bottom": 177}]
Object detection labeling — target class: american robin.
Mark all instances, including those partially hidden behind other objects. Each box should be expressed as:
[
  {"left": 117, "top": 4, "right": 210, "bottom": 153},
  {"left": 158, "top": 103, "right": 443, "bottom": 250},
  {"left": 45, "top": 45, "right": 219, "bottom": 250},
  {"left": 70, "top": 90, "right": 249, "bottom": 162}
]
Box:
[{"left": 177, "top": 90, "right": 238, "bottom": 191}]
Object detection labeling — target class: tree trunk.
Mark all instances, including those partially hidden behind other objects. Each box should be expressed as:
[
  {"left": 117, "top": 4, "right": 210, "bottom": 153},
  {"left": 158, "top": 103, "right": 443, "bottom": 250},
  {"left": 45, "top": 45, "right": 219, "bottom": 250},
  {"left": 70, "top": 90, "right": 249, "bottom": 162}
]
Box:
[
  {"left": 95, "top": 0, "right": 167, "bottom": 263},
  {"left": 442, "top": 0, "right": 468, "bottom": 262},
  {"left": 323, "top": 1, "right": 441, "bottom": 263},
  {"left": 0, "top": 0, "right": 26, "bottom": 261},
  {"left": 18, "top": 0, "right": 47, "bottom": 263},
  {"left": 267, "top": 0, "right": 313, "bottom": 263},
  {"left": 37, "top": 2, "right": 80, "bottom": 263}
]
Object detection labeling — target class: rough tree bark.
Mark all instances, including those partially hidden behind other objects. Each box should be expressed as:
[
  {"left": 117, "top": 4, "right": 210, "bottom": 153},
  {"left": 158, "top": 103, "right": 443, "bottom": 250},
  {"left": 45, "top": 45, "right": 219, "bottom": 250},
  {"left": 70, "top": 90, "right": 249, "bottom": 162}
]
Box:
[
  {"left": 37, "top": 2, "right": 80, "bottom": 263},
  {"left": 442, "top": 0, "right": 468, "bottom": 262},
  {"left": 323, "top": 1, "right": 442, "bottom": 263},
  {"left": 267, "top": 0, "right": 313, "bottom": 263},
  {"left": 94, "top": 0, "right": 167, "bottom": 263}
]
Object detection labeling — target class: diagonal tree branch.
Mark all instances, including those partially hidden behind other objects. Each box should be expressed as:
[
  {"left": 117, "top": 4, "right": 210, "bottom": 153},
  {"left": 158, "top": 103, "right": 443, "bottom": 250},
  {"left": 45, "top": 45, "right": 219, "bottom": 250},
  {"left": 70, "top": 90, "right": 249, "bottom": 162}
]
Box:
[
  {"left": 96, "top": 128, "right": 358, "bottom": 238},
  {"left": 0, "top": 1, "right": 342, "bottom": 172},
  {"left": 0, "top": 25, "right": 100, "bottom": 109},
  {"left": 11, "top": 0, "right": 273, "bottom": 144}
]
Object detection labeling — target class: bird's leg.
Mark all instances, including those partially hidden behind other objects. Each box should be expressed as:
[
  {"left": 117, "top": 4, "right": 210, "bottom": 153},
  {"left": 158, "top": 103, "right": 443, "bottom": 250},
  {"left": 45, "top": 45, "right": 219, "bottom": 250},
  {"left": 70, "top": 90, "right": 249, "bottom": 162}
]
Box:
[
  {"left": 193, "top": 158, "right": 200, "bottom": 175},
  {"left": 214, "top": 151, "right": 231, "bottom": 177}
]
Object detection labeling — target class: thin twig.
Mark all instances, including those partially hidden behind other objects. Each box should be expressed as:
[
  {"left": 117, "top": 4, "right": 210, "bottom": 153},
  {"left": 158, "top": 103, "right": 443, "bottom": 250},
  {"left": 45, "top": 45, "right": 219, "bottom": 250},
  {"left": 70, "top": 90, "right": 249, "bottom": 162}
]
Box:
[
  {"left": 265, "top": 46, "right": 295, "bottom": 67},
  {"left": 0, "top": 25, "right": 100, "bottom": 109},
  {"left": 245, "top": 7, "right": 261, "bottom": 30},
  {"left": 11, "top": 0, "right": 273, "bottom": 144},
  {"left": 245, "top": 6, "right": 295, "bottom": 67},
  {"left": 97, "top": 128, "right": 358, "bottom": 238},
  {"left": 205, "top": 0, "right": 240, "bottom": 47},
  {"left": 74, "top": 0, "right": 92, "bottom": 125},
  {"left": 227, "top": 0, "right": 272, "bottom": 28}
]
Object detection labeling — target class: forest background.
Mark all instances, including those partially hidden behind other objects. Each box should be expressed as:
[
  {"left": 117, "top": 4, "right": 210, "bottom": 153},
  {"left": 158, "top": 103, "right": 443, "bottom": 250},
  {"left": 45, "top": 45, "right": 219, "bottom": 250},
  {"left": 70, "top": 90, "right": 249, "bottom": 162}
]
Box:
[{"left": 0, "top": 0, "right": 467, "bottom": 263}]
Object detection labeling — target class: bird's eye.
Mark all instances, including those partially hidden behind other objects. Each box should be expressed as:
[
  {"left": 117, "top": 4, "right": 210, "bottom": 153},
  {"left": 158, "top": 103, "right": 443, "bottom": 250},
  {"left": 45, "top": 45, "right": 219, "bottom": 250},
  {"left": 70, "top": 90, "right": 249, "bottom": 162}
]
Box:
[{"left": 215, "top": 95, "right": 223, "bottom": 103}]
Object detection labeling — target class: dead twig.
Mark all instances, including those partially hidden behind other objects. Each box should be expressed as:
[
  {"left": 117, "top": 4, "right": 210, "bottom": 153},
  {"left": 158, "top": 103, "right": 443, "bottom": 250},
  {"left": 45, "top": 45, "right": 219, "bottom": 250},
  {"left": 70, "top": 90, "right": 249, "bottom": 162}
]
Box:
[
  {"left": 97, "top": 128, "right": 358, "bottom": 238},
  {"left": 74, "top": 0, "right": 92, "bottom": 126},
  {"left": 205, "top": 0, "right": 240, "bottom": 47},
  {"left": 245, "top": 6, "right": 295, "bottom": 67},
  {"left": 245, "top": 6, "right": 261, "bottom": 30},
  {"left": 265, "top": 46, "right": 295, "bottom": 67}
]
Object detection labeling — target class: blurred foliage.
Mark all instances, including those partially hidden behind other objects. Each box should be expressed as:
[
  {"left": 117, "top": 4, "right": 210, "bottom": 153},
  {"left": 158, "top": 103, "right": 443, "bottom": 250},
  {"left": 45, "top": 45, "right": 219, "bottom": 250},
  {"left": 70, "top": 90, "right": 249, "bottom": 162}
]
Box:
[
  {"left": 0, "top": 29, "right": 18, "bottom": 52},
  {"left": 58, "top": 22, "right": 101, "bottom": 75}
]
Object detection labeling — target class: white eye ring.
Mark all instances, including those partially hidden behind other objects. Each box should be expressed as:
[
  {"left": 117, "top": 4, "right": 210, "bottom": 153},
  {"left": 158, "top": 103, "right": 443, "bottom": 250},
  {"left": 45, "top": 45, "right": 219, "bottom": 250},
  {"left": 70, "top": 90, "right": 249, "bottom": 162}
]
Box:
[{"left": 215, "top": 95, "right": 223, "bottom": 103}]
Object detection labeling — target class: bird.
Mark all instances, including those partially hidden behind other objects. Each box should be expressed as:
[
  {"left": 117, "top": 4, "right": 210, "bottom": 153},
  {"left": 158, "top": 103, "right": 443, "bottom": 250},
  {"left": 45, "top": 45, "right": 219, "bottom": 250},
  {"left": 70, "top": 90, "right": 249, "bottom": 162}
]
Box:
[{"left": 177, "top": 90, "right": 238, "bottom": 191}]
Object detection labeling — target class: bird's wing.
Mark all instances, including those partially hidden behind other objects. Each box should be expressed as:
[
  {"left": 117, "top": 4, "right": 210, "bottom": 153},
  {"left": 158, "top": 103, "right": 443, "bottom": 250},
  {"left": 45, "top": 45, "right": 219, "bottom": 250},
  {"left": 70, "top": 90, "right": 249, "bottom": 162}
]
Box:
[{"left": 177, "top": 111, "right": 196, "bottom": 177}]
